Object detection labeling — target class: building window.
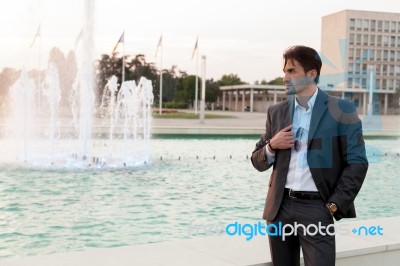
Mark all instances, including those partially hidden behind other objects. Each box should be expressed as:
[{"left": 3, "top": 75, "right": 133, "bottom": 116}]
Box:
[
  {"left": 383, "top": 65, "right": 388, "bottom": 75},
  {"left": 397, "top": 50, "right": 400, "bottom": 61},
  {"left": 356, "top": 19, "right": 362, "bottom": 30},
  {"left": 349, "top": 48, "right": 354, "bottom": 59},
  {"left": 395, "top": 65, "right": 400, "bottom": 74},
  {"left": 377, "top": 35, "right": 382, "bottom": 46},
  {"left": 355, "top": 77, "right": 361, "bottom": 88},
  {"left": 350, "top": 19, "right": 355, "bottom": 30},
  {"left": 356, "top": 34, "right": 362, "bottom": 45},
  {"left": 376, "top": 64, "right": 381, "bottom": 75},
  {"left": 389, "top": 65, "right": 395, "bottom": 75},
  {"left": 382, "top": 79, "right": 387, "bottom": 89},
  {"left": 383, "top": 50, "right": 389, "bottom": 61},
  {"left": 389, "top": 79, "right": 394, "bottom": 90},
  {"left": 355, "top": 63, "right": 361, "bottom": 75},
  {"left": 363, "top": 19, "right": 369, "bottom": 31},
  {"left": 348, "top": 63, "right": 354, "bottom": 73},
  {"left": 349, "top": 33, "right": 355, "bottom": 45},
  {"left": 391, "top": 21, "right": 396, "bottom": 32},
  {"left": 376, "top": 79, "right": 380, "bottom": 90},
  {"left": 370, "top": 34, "right": 376, "bottom": 45},
  {"left": 376, "top": 49, "right": 382, "bottom": 60},
  {"left": 362, "top": 78, "right": 367, "bottom": 89},
  {"left": 391, "top": 36, "right": 396, "bottom": 47},
  {"left": 355, "top": 48, "right": 361, "bottom": 59},
  {"left": 397, "top": 36, "right": 400, "bottom": 46},
  {"left": 361, "top": 49, "right": 369, "bottom": 61},
  {"left": 398, "top": 22, "right": 400, "bottom": 33},
  {"left": 384, "top": 21, "right": 389, "bottom": 32},
  {"left": 369, "top": 49, "right": 375, "bottom": 60},
  {"left": 377, "top": 20, "right": 383, "bottom": 31},
  {"left": 363, "top": 34, "right": 369, "bottom": 45},
  {"left": 348, "top": 78, "right": 353, "bottom": 88},
  {"left": 362, "top": 63, "right": 368, "bottom": 74},
  {"left": 390, "top": 51, "right": 395, "bottom": 61},
  {"left": 371, "top": 20, "right": 376, "bottom": 31},
  {"left": 383, "top": 35, "right": 389, "bottom": 46}
]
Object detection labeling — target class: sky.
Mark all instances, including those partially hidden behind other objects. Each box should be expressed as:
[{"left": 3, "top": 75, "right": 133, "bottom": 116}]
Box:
[{"left": 1, "top": 0, "right": 400, "bottom": 84}]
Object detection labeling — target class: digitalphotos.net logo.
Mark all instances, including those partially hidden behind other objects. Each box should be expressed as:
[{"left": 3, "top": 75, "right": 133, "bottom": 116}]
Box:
[
  {"left": 187, "top": 219, "right": 384, "bottom": 241},
  {"left": 225, "top": 221, "right": 384, "bottom": 241}
]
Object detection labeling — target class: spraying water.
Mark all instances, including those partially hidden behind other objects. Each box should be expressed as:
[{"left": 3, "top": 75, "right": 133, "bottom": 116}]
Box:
[{"left": 3, "top": 0, "right": 154, "bottom": 168}]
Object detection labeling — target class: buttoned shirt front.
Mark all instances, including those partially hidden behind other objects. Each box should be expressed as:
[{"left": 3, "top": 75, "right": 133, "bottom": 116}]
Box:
[{"left": 265, "top": 88, "right": 319, "bottom": 191}]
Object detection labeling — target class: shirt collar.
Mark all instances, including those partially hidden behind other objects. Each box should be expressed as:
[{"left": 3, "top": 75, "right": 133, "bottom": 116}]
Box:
[{"left": 294, "top": 88, "right": 318, "bottom": 110}]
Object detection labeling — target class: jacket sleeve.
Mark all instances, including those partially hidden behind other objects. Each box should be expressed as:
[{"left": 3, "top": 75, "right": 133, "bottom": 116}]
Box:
[
  {"left": 251, "top": 107, "right": 274, "bottom": 172},
  {"left": 328, "top": 101, "right": 368, "bottom": 219}
]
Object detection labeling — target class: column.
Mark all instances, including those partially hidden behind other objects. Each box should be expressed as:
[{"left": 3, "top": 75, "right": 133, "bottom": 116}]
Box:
[
  {"left": 222, "top": 91, "right": 226, "bottom": 111},
  {"left": 274, "top": 89, "right": 277, "bottom": 104},
  {"left": 250, "top": 88, "right": 254, "bottom": 112},
  {"left": 228, "top": 91, "right": 232, "bottom": 111},
  {"left": 235, "top": 90, "right": 238, "bottom": 111},
  {"left": 363, "top": 92, "right": 367, "bottom": 115},
  {"left": 242, "top": 89, "right": 245, "bottom": 111},
  {"left": 384, "top": 93, "right": 388, "bottom": 115}
]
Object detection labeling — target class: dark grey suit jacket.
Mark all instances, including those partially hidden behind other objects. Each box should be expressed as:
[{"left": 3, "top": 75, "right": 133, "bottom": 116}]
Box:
[{"left": 251, "top": 89, "right": 368, "bottom": 221}]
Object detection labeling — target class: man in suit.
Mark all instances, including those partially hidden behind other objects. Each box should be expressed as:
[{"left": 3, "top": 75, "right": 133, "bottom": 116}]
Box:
[{"left": 251, "top": 45, "right": 368, "bottom": 266}]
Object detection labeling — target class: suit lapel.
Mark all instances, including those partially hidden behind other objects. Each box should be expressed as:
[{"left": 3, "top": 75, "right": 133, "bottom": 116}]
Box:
[
  {"left": 308, "top": 89, "right": 328, "bottom": 142},
  {"left": 284, "top": 95, "right": 295, "bottom": 126}
]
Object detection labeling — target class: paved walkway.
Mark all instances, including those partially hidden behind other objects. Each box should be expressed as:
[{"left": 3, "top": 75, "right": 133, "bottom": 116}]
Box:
[
  {"left": 1, "top": 216, "right": 399, "bottom": 266},
  {"left": 152, "top": 110, "right": 400, "bottom": 136}
]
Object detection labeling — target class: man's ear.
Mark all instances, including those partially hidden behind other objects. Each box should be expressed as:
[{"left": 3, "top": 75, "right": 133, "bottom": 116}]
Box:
[{"left": 307, "top": 69, "right": 317, "bottom": 80}]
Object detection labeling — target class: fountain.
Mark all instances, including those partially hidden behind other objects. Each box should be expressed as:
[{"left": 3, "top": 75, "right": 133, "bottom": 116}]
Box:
[{"left": 3, "top": 0, "right": 154, "bottom": 168}]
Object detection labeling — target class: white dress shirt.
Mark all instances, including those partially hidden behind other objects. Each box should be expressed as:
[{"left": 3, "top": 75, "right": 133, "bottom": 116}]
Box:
[{"left": 265, "top": 88, "right": 319, "bottom": 192}]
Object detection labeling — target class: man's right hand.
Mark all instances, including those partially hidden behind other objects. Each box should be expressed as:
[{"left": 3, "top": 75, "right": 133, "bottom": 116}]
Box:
[{"left": 269, "top": 125, "right": 295, "bottom": 150}]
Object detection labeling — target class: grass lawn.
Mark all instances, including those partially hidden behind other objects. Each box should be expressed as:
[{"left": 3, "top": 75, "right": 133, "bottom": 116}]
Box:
[{"left": 153, "top": 112, "right": 236, "bottom": 119}]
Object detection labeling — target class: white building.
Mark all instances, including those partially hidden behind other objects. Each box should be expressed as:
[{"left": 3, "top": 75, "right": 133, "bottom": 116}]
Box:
[
  {"left": 219, "top": 10, "right": 400, "bottom": 115},
  {"left": 321, "top": 9, "right": 400, "bottom": 115}
]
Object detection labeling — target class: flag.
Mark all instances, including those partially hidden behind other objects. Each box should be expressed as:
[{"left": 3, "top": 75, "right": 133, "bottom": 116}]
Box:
[
  {"left": 29, "top": 24, "right": 41, "bottom": 49},
  {"left": 191, "top": 37, "right": 198, "bottom": 60},
  {"left": 112, "top": 31, "right": 124, "bottom": 54},
  {"left": 154, "top": 35, "right": 162, "bottom": 58}
]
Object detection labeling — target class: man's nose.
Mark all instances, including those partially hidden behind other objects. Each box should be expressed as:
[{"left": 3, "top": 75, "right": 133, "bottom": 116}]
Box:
[{"left": 284, "top": 73, "right": 290, "bottom": 83}]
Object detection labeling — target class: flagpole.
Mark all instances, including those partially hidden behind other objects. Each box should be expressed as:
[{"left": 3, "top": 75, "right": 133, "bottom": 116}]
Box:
[
  {"left": 122, "top": 31, "right": 125, "bottom": 82},
  {"left": 159, "top": 35, "right": 163, "bottom": 115},
  {"left": 195, "top": 39, "right": 199, "bottom": 115}
]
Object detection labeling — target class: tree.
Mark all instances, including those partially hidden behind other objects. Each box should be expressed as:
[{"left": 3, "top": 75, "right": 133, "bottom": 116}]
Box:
[
  {"left": 205, "top": 78, "right": 219, "bottom": 103},
  {"left": 175, "top": 75, "right": 198, "bottom": 106},
  {"left": 159, "top": 66, "right": 178, "bottom": 102},
  {"left": 97, "top": 53, "right": 159, "bottom": 103},
  {"left": 126, "top": 54, "right": 158, "bottom": 84},
  {"left": 268, "top": 77, "right": 284, "bottom": 85},
  {"left": 47, "top": 48, "right": 78, "bottom": 107},
  {"left": 96, "top": 54, "right": 122, "bottom": 102},
  {"left": 218, "top": 73, "right": 246, "bottom": 86},
  {"left": 0, "top": 68, "right": 21, "bottom": 109}
]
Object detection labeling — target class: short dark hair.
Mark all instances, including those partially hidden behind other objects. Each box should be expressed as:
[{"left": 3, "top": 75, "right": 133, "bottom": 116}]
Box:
[{"left": 283, "top": 45, "right": 322, "bottom": 84}]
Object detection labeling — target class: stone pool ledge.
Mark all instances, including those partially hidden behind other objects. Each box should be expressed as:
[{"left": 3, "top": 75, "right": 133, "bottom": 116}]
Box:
[{"left": 1, "top": 216, "right": 399, "bottom": 266}]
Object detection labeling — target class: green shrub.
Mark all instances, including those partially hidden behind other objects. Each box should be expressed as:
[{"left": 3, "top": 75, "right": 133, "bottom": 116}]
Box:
[{"left": 164, "top": 101, "right": 187, "bottom": 109}]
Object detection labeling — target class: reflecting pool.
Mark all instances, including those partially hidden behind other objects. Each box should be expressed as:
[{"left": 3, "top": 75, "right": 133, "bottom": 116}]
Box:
[{"left": 0, "top": 137, "right": 399, "bottom": 258}]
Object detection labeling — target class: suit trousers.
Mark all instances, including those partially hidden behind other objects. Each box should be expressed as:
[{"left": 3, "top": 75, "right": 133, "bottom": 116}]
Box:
[{"left": 267, "top": 195, "right": 336, "bottom": 266}]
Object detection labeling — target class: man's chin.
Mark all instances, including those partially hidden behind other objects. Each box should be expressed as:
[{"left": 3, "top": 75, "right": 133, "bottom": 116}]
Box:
[{"left": 285, "top": 87, "right": 296, "bottom": 95}]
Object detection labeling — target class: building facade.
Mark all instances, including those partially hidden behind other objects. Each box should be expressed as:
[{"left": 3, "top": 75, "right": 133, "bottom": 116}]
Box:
[{"left": 321, "top": 10, "right": 400, "bottom": 115}]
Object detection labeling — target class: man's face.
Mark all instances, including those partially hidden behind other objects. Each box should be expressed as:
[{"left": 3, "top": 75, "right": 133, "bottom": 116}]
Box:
[{"left": 283, "top": 59, "right": 315, "bottom": 95}]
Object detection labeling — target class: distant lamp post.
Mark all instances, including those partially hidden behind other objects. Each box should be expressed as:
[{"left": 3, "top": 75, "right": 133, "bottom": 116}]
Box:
[
  {"left": 200, "top": 55, "right": 206, "bottom": 124},
  {"left": 367, "top": 65, "right": 375, "bottom": 116}
]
